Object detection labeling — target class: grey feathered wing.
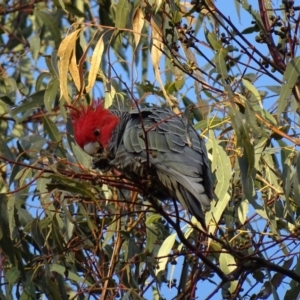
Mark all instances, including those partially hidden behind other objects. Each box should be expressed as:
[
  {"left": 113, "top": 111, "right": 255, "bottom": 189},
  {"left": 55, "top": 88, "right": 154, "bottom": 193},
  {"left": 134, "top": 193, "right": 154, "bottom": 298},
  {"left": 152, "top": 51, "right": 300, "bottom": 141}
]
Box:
[{"left": 110, "top": 107, "right": 213, "bottom": 225}]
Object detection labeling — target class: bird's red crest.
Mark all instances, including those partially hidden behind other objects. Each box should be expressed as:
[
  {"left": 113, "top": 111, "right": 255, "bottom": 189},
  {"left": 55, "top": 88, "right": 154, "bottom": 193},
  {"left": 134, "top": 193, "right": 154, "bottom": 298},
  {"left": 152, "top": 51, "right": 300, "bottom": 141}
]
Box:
[{"left": 69, "top": 101, "right": 119, "bottom": 150}]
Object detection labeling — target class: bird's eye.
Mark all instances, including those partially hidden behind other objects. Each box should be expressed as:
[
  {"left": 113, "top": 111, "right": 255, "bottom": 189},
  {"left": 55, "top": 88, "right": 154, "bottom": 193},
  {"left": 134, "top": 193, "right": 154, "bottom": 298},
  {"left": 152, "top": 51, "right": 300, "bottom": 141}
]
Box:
[{"left": 94, "top": 128, "right": 100, "bottom": 137}]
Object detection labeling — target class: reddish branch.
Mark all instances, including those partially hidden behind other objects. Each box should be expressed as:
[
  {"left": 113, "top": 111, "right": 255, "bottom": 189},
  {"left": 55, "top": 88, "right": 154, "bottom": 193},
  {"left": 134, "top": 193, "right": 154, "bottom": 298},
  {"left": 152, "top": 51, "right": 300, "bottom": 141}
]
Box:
[
  {"left": 0, "top": 0, "right": 43, "bottom": 15},
  {"left": 0, "top": 155, "right": 143, "bottom": 193}
]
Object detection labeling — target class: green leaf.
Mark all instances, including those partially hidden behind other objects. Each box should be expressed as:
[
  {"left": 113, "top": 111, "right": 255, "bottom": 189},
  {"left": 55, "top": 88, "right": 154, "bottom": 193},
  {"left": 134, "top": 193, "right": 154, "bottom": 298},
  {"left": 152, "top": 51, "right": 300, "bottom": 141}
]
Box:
[
  {"left": 0, "top": 194, "right": 17, "bottom": 266},
  {"left": 293, "top": 154, "right": 300, "bottom": 208},
  {"left": 145, "top": 214, "right": 161, "bottom": 225},
  {"left": 244, "top": 102, "right": 266, "bottom": 137},
  {"left": 236, "top": 0, "right": 264, "bottom": 30},
  {"left": 18, "top": 135, "right": 47, "bottom": 158},
  {"left": 5, "top": 267, "right": 20, "bottom": 285},
  {"left": 237, "top": 199, "right": 248, "bottom": 224},
  {"left": 0, "top": 77, "right": 17, "bottom": 102},
  {"left": 20, "top": 281, "right": 36, "bottom": 300},
  {"left": 194, "top": 117, "right": 224, "bottom": 131},
  {"left": 35, "top": 10, "right": 62, "bottom": 49},
  {"left": 44, "top": 276, "right": 65, "bottom": 300},
  {"left": 50, "top": 264, "right": 93, "bottom": 286},
  {"left": 44, "top": 52, "right": 59, "bottom": 77},
  {"left": 121, "top": 289, "right": 133, "bottom": 300},
  {"left": 17, "top": 81, "right": 30, "bottom": 96},
  {"left": 284, "top": 255, "right": 300, "bottom": 300},
  {"left": 78, "top": 203, "right": 98, "bottom": 233},
  {"left": 278, "top": 140, "right": 294, "bottom": 219},
  {"left": 16, "top": 205, "right": 34, "bottom": 229},
  {"left": 265, "top": 85, "right": 281, "bottom": 94},
  {"left": 174, "top": 78, "right": 184, "bottom": 91},
  {"left": 43, "top": 116, "right": 61, "bottom": 143},
  {"left": 102, "top": 219, "right": 117, "bottom": 248},
  {"left": 242, "top": 78, "right": 262, "bottom": 108},
  {"left": 231, "top": 108, "right": 255, "bottom": 175},
  {"left": 63, "top": 3, "right": 86, "bottom": 17},
  {"left": 115, "top": 0, "right": 131, "bottom": 31},
  {"left": 36, "top": 72, "right": 53, "bottom": 91},
  {"left": 219, "top": 251, "right": 238, "bottom": 293},
  {"left": 214, "top": 49, "right": 229, "bottom": 81},
  {"left": 70, "top": 142, "right": 92, "bottom": 168},
  {"left": 44, "top": 77, "right": 59, "bottom": 112},
  {"left": 30, "top": 218, "right": 45, "bottom": 251},
  {"left": 205, "top": 31, "right": 222, "bottom": 51},
  {"left": 261, "top": 259, "right": 294, "bottom": 300},
  {"left": 15, "top": 167, "right": 32, "bottom": 190},
  {"left": 47, "top": 182, "right": 96, "bottom": 200},
  {"left": 51, "top": 215, "right": 65, "bottom": 253},
  {"left": 12, "top": 90, "right": 45, "bottom": 116},
  {"left": 241, "top": 25, "right": 260, "bottom": 34},
  {"left": 182, "top": 96, "right": 203, "bottom": 121},
  {"left": 28, "top": 34, "right": 40, "bottom": 60},
  {"left": 278, "top": 56, "right": 300, "bottom": 119},
  {"left": 7, "top": 196, "right": 16, "bottom": 240},
  {"left": 155, "top": 233, "right": 177, "bottom": 276},
  {"left": 208, "top": 130, "right": 231, "bottom": 201},
  {"left": 170, "top": 225, "right": 194, "bottom": 284},
  {"left": 219, "top": 251, "right": 237, "bottom": 274},
  {"left": 0, "top": 133, "right": 15, "bottom": 162},
  {"left": 61, "top": 203, "right": 76, "bottom": 242},
  {"left": 206, "top": 131, "right": 231, "bottom": 233},
  {"left": 145, "top": 223, "right": 158, "bottom": 254},
  {"left": 253, "top": 269, "right": 265, "bottom": 283},
  {"left": 230, "top": 107, "right": 265, "bottom": 215}
]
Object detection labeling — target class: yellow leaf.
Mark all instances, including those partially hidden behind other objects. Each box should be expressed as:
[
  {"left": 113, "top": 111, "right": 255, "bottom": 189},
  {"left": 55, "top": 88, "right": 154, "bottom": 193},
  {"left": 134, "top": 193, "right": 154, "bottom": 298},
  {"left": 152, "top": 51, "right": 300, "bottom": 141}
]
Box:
[
  {"left": 104, "top": 88, "right": 115, "bottom": 108},
  {"left": 151, "top": 20, "right": 179, "bottom": 113},
  {"left": 86, "top": 32, "right": 105, "bottom": 93},
  {"left": 132, "top": 7, "right": 144, "bottom": 48},
  {"left": 155, "top": 233, "right": 177, "bottom": 276},
  {"left": 69, "top": 49, "right": 81, "bottom": 92},
  {"left": 57, "top": 28, "right": 82, "bottom": 103},
  {"left": 154, "top": 0, "right": 163, "bottom": 13},
  {"left": 151, "top": 20, "right": 163, "bottom": 67},
  {"left": 90, "top": 67, "right": 115, "bottom": 108}
]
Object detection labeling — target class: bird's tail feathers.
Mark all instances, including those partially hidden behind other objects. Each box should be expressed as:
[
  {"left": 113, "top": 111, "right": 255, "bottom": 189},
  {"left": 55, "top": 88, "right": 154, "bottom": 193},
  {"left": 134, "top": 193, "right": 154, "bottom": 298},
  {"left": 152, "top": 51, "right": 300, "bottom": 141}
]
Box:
[{"left": 156, "top": 165, "right": 211, "bottom": 225}]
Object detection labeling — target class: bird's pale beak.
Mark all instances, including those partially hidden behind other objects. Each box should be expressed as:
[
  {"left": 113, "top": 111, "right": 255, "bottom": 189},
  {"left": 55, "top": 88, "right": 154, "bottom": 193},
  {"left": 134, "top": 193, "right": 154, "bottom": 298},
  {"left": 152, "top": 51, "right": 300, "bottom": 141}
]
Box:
[{"left": 84, "top": 142, "right": 101, "bottom": 155}]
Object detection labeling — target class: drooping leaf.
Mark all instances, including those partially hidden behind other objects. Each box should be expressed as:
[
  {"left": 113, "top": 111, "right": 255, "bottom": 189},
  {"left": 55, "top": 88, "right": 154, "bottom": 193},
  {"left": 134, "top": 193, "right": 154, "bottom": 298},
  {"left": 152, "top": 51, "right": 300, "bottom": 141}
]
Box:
[
  {"left": 278, "top": 56, "right": 300, "bottom": 119},
  {"left": 35, "top": 9, "right": 62, "bottom": 49},
  {"left": 155, "top": 233, "right": 177, "bottom": 276},
  {"left": 12, "top": 90, "right": 45, "bottom": 117},
  {"left": 132, "top": 6, "right": 144, "bottom": 48},
  {"left": 57, "top": 29, "right": 82, "bottom": 103},
  {"left": 115, "top": 0, "right": 131, "bottom": 31},
  {"left": 205, "top": 31, "right": 222, "bottom": 51},
  {"left": 50, "top": 264, "right": 92, "bottom": 286},
  {"left": 86, "top": 32, "right": 105, "bottom": 93},
  {"left": 43, "top": 116, "right": 61, "bottom": 143}
]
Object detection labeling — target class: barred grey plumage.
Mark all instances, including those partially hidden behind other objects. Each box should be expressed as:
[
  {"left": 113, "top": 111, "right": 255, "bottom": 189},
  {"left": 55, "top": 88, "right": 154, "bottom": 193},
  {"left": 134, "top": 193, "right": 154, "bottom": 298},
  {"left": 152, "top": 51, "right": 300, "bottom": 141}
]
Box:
[{"left": 93, "top": 107, "right": 213, "bottom": 227}]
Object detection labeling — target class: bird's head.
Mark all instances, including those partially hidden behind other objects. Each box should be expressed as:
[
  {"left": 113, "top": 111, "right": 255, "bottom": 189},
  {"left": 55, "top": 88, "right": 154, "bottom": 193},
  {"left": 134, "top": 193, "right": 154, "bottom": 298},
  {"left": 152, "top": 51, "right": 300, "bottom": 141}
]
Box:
[{"left": 69, "top": 101, "right": 119, "bottom": 155}]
